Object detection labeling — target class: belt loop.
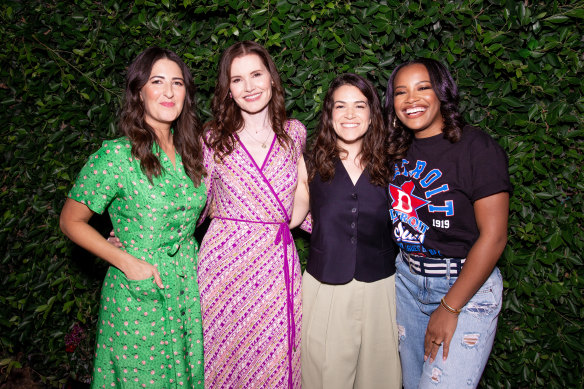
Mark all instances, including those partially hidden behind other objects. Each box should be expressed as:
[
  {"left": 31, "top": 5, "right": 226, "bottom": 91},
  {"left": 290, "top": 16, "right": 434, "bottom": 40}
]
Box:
[{"left": 445, "top": 258, "right": 451, "bottom": 280}]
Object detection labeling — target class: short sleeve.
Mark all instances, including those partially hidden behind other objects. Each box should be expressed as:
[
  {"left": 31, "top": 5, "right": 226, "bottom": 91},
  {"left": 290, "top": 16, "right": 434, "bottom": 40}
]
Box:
[
  {"left": 68, "top": 141, "right": 124, "bottom": 214},
  {"left": 287, "top": 119, "right": 307, "bottom": 159},
  {"left": 468, "top": 130, "right": 512, "bottom": 202}
]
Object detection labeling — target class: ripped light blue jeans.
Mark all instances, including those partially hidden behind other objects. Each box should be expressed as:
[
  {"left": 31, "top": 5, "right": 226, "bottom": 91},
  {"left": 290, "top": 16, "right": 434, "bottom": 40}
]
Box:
[{"left": 395, "top": 252, "right": 503, "bottom": 389}]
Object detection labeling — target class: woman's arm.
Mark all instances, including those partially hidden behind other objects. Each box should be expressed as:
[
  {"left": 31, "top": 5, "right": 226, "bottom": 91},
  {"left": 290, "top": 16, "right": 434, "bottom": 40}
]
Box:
[
  {"left": 60, "top": 198, "right": 163, "bottom": 287},
  {"left": 424, "top": 191, "right": 509, "bottom": 362},
  {"left": 289, "top": 155, "right": 310, "bottom": 228}
]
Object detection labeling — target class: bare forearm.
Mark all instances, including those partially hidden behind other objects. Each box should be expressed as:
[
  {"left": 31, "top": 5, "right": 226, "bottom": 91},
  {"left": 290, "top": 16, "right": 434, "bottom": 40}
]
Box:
[
  {"left": 443, "top": 192, "right": 509, "bottom": 309},
  {"left": 60, "top": 199, "right": 137, "bottom": 274},
  {"left": 443, "top": 234, "right": 506, "bottom": 309},
  {"left": 289, "top": 155, "right": 310, "bottom": 228}
]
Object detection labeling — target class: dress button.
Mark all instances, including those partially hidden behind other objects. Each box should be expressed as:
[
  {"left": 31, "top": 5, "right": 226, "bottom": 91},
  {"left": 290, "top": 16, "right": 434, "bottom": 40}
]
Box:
[
  {"left": 351, "top": 237, "right": 357, "bottom": 244},
  {"left": 180, "top": 290, "right": 184, "bottom": 295},
  {"left": 351, "top": 193, "right": 357, "bottom": 199},
  {"left": 177, "top": 229, "right": 182, "bottom": 234},
  {"left": 180, "top": 206, "right": 185, "bottom": 211},
  {"left": 351, "top": 222, "right": 356, "bottom": 229},
  {"left": 351, "top": 207, "right": 357, "bottom": 213}
]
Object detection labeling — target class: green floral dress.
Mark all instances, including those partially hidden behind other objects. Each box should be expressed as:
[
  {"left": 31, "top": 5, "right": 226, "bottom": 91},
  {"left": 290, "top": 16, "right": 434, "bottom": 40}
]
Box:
[{"left": 68, "top": 137, "right": 206, "bottom": 388}]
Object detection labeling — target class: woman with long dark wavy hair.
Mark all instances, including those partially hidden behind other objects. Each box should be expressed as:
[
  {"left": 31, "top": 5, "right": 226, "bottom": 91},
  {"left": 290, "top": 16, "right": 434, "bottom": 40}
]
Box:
[
  {"left": 197, "top": 41, "right": 305, "bottom": 388},
  {"left": 60, "top": 47, "right": 206, "bottom": 388},
  {"left": 384, "top": 58, "right": 511, "bottom": 388},
  {"left": 291, "top": 73, "right": 401, "bottom": 389}
]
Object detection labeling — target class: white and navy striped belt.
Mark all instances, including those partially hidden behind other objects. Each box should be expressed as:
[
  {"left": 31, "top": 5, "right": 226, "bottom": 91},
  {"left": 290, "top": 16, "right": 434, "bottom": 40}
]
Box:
[{"left": 401, "top": 251, "right": 466, "bottom": 278}]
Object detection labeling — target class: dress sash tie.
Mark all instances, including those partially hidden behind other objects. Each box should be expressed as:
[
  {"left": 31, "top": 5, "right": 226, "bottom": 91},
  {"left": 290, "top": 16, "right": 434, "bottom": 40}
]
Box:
[{"left": 216, "top": 216, "right": 296, "bottom": 388}]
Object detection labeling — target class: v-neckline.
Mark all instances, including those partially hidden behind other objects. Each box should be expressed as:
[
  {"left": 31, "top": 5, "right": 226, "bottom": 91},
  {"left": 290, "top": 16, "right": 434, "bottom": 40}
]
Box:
[
  {"left": 237, "top": 132, "right": 277, "bottom": 172},
  {"left": 155, "top": 142, "right": 178, "bottom": 171},
  {"left": 339, "top": 159, "right": 364, "bottom": 187},
  {"left": 235, "top": 133, "right": 290, "bottom": 221}
]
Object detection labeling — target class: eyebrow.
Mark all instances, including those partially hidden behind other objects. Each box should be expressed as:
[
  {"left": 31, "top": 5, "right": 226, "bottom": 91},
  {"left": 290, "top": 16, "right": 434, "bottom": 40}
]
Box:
[
  {"left": 149, "top": 75, "right": 184, "bottom": 81},
  {"left": 394, "top": 80, "right": 431, "bottom": 88},
  {"left": 334, "top": 100, "right": 368, "bottom": 104},
  {"left": 230, "top": 69, "right": 264, "bottom": 79}
]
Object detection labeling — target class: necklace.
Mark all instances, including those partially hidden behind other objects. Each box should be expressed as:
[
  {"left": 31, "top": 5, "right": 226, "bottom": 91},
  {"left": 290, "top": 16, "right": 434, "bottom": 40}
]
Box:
[{"left": 243, "top": 126, "right": 272, "bottom": 148}]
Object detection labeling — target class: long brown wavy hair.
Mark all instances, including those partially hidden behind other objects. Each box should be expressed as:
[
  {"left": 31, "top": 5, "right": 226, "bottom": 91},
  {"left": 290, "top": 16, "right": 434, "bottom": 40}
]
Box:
[
  {"left": 118, "top": 47, "right": 205, "bottom": 185},
  {"left": 204, "top": 41, "right": 291, "bottom": 160},
  {"left": 384, "top": 58, "right": 465, "bottom": 162},
  {"left": 307, "top": 73, "right": 390, "bottom": 187}
]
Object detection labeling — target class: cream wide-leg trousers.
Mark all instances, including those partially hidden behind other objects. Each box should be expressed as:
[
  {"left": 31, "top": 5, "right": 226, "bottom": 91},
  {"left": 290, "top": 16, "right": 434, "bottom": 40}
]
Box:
[{"left": 301, "top": 271, "right": 401, "bottom": 389}]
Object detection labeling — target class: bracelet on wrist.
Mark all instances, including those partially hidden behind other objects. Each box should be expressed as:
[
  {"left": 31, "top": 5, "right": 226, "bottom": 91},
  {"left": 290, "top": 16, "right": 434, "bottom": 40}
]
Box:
[{"left": 440, "top": 297, "right": 462, "bottom": 315}]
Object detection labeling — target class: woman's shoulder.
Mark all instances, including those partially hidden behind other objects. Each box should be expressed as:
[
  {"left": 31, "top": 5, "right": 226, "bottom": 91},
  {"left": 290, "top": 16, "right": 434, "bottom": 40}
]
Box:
[
  {"left": 99, "top": 136, "right": 132, "bottom": 149},
  {"left": 285, "top": 118, "right": 307, "bottom": 142},
  {"left": 88, "top": 137, "right": 133, "bottom": 164},
  {"left": 286, "top": 118, "right": 306, "bottom": 133},
  {"left": 461, "top": 125, "right": 504, "bottom": 150}
]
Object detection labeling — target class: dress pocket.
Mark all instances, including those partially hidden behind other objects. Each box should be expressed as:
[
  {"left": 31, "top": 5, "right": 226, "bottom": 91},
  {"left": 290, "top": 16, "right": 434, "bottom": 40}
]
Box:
[{"left": 124, "top": 276, "right": 163, "bottom": 300}]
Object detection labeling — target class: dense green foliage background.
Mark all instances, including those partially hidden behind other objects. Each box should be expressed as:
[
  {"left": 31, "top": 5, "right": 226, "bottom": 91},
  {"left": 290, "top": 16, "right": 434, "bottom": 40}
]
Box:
[{"left": 1, "top": 0, "right": 582, "bottom": 387}]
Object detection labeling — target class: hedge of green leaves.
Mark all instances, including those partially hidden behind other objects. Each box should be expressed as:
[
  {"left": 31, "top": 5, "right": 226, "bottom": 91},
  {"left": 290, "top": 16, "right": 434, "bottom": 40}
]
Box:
[{"left": 1, "top": 0, "right": 582, "bottom": 387}]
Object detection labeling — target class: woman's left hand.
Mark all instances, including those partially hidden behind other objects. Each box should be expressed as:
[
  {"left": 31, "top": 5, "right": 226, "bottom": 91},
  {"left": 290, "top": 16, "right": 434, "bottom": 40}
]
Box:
[{"left": 424, "top": 305, "right": 459, "bottom": 363}]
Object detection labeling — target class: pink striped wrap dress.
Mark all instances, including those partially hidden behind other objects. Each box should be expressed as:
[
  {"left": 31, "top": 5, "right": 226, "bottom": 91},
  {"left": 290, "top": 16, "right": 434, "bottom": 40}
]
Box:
[{"left": 198, "top": 119, "right": 305, "bottom": 388}]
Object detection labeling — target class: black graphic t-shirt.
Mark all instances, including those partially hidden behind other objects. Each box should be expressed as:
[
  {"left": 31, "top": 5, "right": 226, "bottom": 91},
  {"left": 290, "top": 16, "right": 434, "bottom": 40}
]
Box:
[{"left": 389, "top": 126, "right": 512, "bottom": 259}]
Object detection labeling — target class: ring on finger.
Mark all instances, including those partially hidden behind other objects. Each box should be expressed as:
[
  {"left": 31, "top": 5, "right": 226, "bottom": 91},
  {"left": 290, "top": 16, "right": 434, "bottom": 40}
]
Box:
[{"left": 432, "top": 340, "right": 442, "bottom": 346}]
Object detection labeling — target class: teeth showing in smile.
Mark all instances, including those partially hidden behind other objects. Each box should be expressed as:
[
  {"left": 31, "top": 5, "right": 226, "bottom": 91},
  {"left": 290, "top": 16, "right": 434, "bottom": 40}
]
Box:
[
  {"left": 406, "top": 107, "right": 426, "bottom": 114},
  {"left": 342, "top": 123, "right": 359, "bottom": 128}
]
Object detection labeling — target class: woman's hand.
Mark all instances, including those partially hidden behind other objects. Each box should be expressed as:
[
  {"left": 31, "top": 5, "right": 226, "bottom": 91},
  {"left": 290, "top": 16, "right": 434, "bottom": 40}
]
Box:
[
  {"left": 423, "top": 192, "right": 509, "bottom": 363},
  {"left": 106, "top": 230, "right": 123, "bottom": 248},
  {"left": 121, "top": 256, "right": 164, "bottom": 288},
  {"left": 104, "top": 230, "right": 162, "bottom": 287},
  {"left": 208, "top": 198, "right": 216, "bottom": 219},
  {"left": 424, "top": 305, "right": 459, "bottom": 363},
  {"left": 60, "top": 199, "right": 163, "bottom": 288}
]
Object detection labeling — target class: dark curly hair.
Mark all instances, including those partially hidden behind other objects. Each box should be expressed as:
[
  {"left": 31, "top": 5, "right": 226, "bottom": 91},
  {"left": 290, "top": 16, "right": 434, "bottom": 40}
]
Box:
[
  {"left": 204, "top": 41, "right": 291, "bottom": 160},
  {"left": 384, "top": 58, "right": 465, "bottom": 162},
  {"left": 307, "top": 73, "right": 390, "bottom": 187},
  {"left": 118, "top": 47, "right": 205, "bottom": 185}
]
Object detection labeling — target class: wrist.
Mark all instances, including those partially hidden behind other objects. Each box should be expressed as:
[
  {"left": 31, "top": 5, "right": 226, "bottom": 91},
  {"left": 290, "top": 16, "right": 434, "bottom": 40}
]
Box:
[
  {"left": 440, "top": 297, "right": 462, "bottom": 315},
  {"left": 117, "top": 254, "right": 138, "bottom": 275}
]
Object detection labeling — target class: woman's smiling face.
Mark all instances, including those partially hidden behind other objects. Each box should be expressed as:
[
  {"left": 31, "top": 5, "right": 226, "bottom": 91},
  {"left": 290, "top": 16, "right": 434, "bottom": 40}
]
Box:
[
  {"left": 331, "top": 84, "right": 371, "bottom": 149},
  {"left": 393, "top": 63, "right": 444, "bottom": 139},
  {"left": 229, "top": 54, "right": 273, "bottom": 116}
]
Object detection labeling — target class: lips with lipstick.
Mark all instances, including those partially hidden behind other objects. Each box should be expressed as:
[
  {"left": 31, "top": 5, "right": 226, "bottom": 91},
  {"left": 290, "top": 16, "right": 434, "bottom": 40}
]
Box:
[{"left": 160, "top": 102, "right": 175, "bottom": 107}]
